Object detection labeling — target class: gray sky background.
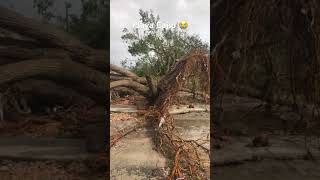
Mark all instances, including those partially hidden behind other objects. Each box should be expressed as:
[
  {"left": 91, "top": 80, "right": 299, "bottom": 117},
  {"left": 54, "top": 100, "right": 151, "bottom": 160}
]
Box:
[{"left": 111, "top": 0, "right": 210, "bottom": 66}]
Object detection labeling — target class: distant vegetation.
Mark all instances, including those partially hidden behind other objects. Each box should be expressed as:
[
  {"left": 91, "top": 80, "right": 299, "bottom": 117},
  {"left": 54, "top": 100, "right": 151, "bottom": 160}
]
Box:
[{"left": 33, "top": 0, "right": 109, "bottom": 49}]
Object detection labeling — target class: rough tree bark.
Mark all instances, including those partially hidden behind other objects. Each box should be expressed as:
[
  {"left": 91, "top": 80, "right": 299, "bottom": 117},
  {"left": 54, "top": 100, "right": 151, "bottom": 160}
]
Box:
[
  {"left": 0, "top": 46, "right": 69, "bottom": 61},
  {"left": 0, "top": 5, "right": 107, "bottom": 109},
  {"left": 110, "top": 79, "right": 149, "bottom": 96},
  {"left": 110, "top": 64, "right": 147, "bottom": 84},
  {"left": 0, "top": 6, "right": 107, "bottom": 72},
  {"left": 0, "top": 58, "right": 105, "bottom": 95}
]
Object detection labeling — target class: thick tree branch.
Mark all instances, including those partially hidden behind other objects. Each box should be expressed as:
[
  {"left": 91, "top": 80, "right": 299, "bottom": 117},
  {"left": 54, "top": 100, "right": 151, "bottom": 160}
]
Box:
[
  {"left": 110, "top": 79, "right": 149, "bottom": 96},
  {"left": 0, "top": 46, "right": 69, "bottom": 61},
  {"left": 110, "top": 64, "right": 147, "bottom": 84},
  {"left": 0, "top": 58, "right": 106, "bottom": 103},
  {"left": 0, "top": 6, "right": 107, "bottom": 72}
]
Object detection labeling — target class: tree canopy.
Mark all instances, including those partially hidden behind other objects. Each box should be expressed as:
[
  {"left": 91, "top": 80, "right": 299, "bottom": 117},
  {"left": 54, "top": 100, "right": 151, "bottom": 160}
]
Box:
[{"left": 121, "top": 9, "right": 209, "bottom": 77}]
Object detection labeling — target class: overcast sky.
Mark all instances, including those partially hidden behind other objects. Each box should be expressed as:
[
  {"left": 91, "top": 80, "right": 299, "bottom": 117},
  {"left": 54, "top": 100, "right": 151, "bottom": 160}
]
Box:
[{"left": 111, "top": 0, "right": 210, "bottom": 66}]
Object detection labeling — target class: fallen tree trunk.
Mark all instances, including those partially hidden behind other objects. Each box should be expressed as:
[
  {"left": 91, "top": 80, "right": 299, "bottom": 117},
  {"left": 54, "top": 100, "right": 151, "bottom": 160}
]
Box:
[
  {"left": 155, "top": 52, "right": 209, "bottom": 113},
  {"left": 0, "top": 58, "right": 106, "bottom": 103},
  {"left": 148, "top": 49, "right": 209, "bottom": 179},
  {"left": 110, "top": 64, "right": 155, "bottom": 97},
  {"left": 110, "top": 64, "right": 147, "bottom": 84},
  {"left": 0, "top": 37, "right": 40, "bottom": 47},
  {"left": 0, "top": 46, "right": 69, "bottom": 60},
  {"left": 0, "top": 6, "right": 107, "bottom": 72},
  {"left": 110, "top": 80, "right": 149, "bottom": 96},
  {"left": 110, "top": 74, "right": 138, "bottom": 82},
  {"left": 0, "top": 27, "right": 38, "bottom": 43},
  {"left": 0, "top": 6, "right": 90, "bottom": 54}
]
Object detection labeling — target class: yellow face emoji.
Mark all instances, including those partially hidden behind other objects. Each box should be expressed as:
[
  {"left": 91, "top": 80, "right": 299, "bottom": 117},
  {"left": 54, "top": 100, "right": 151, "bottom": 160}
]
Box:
[{"left": 179, "top": 20, "right": 188, "bottom": 29}]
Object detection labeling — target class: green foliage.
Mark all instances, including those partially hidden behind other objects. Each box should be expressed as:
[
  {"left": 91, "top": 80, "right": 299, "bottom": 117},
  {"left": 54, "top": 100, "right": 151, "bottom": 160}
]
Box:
[
  {"left": 69, "top": 0, "right": 109, "bottom": 48},
  {"left": 121, "top": 9, "right": 209, "bottom": 77}
]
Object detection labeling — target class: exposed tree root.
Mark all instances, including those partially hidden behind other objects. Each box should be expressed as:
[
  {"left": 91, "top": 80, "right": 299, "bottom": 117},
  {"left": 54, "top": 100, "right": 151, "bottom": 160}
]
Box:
[{"left": 146, "top": 49, "right": 210, "bottom": 179}]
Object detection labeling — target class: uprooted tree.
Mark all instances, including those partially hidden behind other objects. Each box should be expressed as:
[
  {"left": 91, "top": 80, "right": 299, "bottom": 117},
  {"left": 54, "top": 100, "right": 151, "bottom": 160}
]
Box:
[
  {"left": 0, "top": 4, "right": 211, "bottom": 179},
  {"left": 110, "top": 9, "right": 210, "bottom": 179},
  {"left": 111, "top": 9, "right": 210, "bottom": 103},
  {"left": 111, "top": 49, "right": 210, "bottom": 179},
  {"left": 0, "top": 5, "right": 107, "bottom": 126}
]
